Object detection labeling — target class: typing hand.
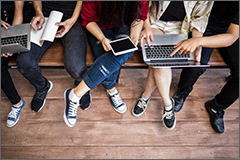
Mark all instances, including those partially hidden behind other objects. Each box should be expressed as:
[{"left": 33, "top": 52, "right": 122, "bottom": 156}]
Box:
[
  {"left": 31, "top": 14, "right": 45, "bottom": 31},
  {"left": 139, "top": 28, "right": 154, "bottom": 47},
  {"left": 1, "top": 20, "right": 10, "bottom": 29},
  {"left": 1, "top": 53, "right": 14, "bottom": 58}
]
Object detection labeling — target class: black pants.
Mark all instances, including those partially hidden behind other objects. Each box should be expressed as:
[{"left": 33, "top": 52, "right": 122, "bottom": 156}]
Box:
[
  {"left": 1, "top": 57, "right": 21, "bottom": 104},
  {"left": 177, "top": 24, "right": 239, "bottom": 112}
]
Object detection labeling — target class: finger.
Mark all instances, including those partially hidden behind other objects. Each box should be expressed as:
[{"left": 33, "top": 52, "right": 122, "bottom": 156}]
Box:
[
  {"left": 146, "top": 35, "right": 151, "bottom": 46},
  {"left": 170, "top": 47, "right": 180, "bottom": 57},
  {"left": 182, "top": 50, "right": 188, "bottom": 55},
  {"left": 150, "top": 33, "right": 154, "bottom": 42},
  {"left": 178, "top": 48, "right": 184, "bottom": 55}
]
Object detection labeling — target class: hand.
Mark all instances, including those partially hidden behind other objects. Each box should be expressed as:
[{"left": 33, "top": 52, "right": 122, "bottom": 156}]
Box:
[
  {"left": 130, "top": 36, "right": 139, "bottom": 46},
  {"left": 1, "top": 20, "right": 10, "bottom": 29},
  {"left": 31, "top": 14, "right": 45, "bottom": 31},
  {"left": 170, "top": 38, "right": 200, "bottom": 58},
  {"left": 100, "top": 37, "right": 111, "bottom": 52},
  {"left": 55, "top": 19, "right": 75, "bottom": 38},
  {"left": 138, "top": 27, "right": 154, "bottom": 46},
  {"left": 193, "top": 46, "right": 202, "bottom": 62},
  {"left": 1, "top": 53, "right": 14, "bottom": 58}
]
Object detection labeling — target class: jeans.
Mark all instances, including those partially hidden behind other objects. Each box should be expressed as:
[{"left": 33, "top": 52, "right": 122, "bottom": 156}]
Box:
[
  {"left": 83, "top": 26, "right": 134, "bottom": 89},
  {"left": 1, "top": 57, "right": 21, "bottom": 104},
  {"left": 178, "top": 22, "right": 239, "bottom": 111},
  {"left": 17, "top": 20, "right": 88, "bottom": 91}
]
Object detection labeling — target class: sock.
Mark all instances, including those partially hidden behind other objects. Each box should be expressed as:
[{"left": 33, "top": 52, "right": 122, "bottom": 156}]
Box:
[
  {"left": 141, "top": 94, "right": 150, "bottom": 102},
  {"left": 13, "top": 100, "right": 23, "bottom": 108},
  {"left": 107, "top": 88, "right": 118, "bottom": 96},
  {"left": 69, "top": 89, "right": 80, "bottom": 104},
  {"left": 165, "top": 103, "right": 172, "bottom": 111}
]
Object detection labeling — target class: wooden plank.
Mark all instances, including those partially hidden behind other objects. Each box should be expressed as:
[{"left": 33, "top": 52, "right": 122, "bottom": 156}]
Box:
[
  {"left": 1, "top": 98, "right": 238, "bottom": 122},
  {"left": 1, "top": 146, "right": 239, "bottom": 159},
  {"left": 1, "top": 121, "right": 239, "bottom": 146}
]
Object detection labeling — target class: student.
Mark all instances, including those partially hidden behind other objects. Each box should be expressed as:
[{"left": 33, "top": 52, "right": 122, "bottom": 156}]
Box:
[
  {"left": 171, "top": 1, "right": 239, "bottom": 133},
  {"left": 63, "top": 1, "right": 149, "bottom": 127},
  {"left": 132, "top": 1, "right": 214, "bottom": 130},
  {"left": 16, "top": 1, "right": 91, "bottom": 113},
  {"left": 1, "top": 1, "right": 33, "bottom": 127}
]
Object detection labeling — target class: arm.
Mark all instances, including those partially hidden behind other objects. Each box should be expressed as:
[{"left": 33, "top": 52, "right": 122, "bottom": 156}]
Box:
[
  {"left": 12, "top": 1, "right": 24, "bottom": 25},
  {"left": 191, "top": 28, "right": 204, "bottom": 62},
  {"left": 86, "top": 22, "right": 111, "bottom": 52},
  {"left": 130, "top": 20, "right": 144, "bottom": 46},
  {"left": 170, "top": 23, "right": 239, "bottom": 56},
  {"left": 55, "top": 1, "right": 83, "bottom": 38},
  {"left": 31, "top": 1, "right": 44, "bottom": 31}
]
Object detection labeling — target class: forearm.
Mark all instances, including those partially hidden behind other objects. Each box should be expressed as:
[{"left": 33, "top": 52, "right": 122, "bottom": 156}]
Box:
[
  {"left": 192, "top": 28, "right": 203, "bottom": 38},
  {"left": 12, "top": 1, "right": 24, "bottom": 25},
  {"left": 32, "top": 1, "right": 43, "bottom": 16},
  {"left": 130, "top": 20, "right": 143, "bottom": 42},
  {"left": 68, "top": 1, "right": 82, "bottom": 24},
  {"left": 86, "top": 22, "right": 106, "bottom": 42}
]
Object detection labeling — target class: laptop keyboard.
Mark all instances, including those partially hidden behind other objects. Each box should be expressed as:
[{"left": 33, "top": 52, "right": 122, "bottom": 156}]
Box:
[
  {"left": 1, "top": 35, "right": 28, "bottom": 48},
  {"left": 144, "top": 45, "right": 190, "bottom": 59}
]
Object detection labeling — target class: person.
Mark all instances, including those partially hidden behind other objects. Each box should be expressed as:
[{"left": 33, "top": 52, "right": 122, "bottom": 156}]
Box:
[
  {"left": 171, "top": 1, "right": 239, "bottom": 133},
  {"left": 131, "top": 1, "right": 214, "bottom": 130},
  {"left": 16, "top": 1, "right": 91, "bottom": 113},
  {"left": 63, "top": 1, "right": 149, "bottom": 127},
  {"left": 1, "top": 1, "right": 33, "bottom": 127}
]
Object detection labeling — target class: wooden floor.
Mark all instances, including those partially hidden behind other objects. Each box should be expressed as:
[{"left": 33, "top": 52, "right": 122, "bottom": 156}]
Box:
[{"left": 1, "top": 68, "right": 239, "bottom": 159}]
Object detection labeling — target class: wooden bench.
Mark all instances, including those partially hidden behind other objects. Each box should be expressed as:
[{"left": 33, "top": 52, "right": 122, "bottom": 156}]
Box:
[{"left": 8, "top": 40, "right": 227, "bottom": 82}]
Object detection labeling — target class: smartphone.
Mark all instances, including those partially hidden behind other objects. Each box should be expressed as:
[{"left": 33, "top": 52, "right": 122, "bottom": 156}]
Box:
[{"left": 109, "top": 37, "right": 138, "bottom": 56}]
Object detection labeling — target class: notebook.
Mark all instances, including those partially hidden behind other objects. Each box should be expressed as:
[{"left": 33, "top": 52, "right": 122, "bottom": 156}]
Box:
[
  {"left": 141, "top": 34, "right": 209, "bottom": 68},
  {"left": 1, "top": 23, "right": 31, "bottom": 54}
]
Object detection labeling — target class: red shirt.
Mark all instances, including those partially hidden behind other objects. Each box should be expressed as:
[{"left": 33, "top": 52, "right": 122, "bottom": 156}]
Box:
[{"left": 81, "top": 1, "right": 149, "bottom": 30}]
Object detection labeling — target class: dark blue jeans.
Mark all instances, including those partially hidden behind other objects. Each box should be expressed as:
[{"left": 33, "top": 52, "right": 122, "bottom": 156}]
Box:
[
  {"left": 178, "top": 23, "right": 239, "bottom": 111},
  {"left": 1, "top": 57, "right": 21, "bottom": 104},
  {"left": 83, "top": 26, "right": 133, "bottom": 89},
  {"left": 17, "top": 20, "right": 88, "bottom": 91}
]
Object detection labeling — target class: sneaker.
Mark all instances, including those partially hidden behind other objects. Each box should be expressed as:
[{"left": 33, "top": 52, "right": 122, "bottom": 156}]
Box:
[
  {"left": 205, "top": 100, "right": 224, "bottom": 133},
  {"left": 79, "top": 91, "right": 92, "bottom": 110},
  {"left": 6, "top": 98, "right": 25, "bottom": 128},
  {"left": 107, "top": 91, "right": 127, "bottom": 114},
  {"left": 162, "top": 98, "right": 176, "bottom": 130},
  {"left": 31, "top": 80, "right": 53, "bottom": 112},
  {"left": 63, "top": 89, "right": 79, "bottom": 127},
  {"left": 132, "top": 95, "right": 150, "bottom": 117},
  {"left": 172, "top": 89, "right": 188, "bottom": 112}
]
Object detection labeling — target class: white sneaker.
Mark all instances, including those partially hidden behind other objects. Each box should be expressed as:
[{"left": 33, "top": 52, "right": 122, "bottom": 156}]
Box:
[
  {"left": 6, "top": 98, "right": 25, "bottom": 128},
  {"left": 108, "top": 91, "right": 127, "bottom": 114}
]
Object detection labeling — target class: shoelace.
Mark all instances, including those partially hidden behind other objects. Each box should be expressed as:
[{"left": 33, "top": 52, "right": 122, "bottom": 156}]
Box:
[
  {"left": 68, "top": 100, "right": 78, "bottom": 117},
  {"left": 8, "top": 107, "right": 21, "bottom": 119},
  {"left": 163, "top": 110, "right": 174, "bottom": 120},
  {"left": 137, "top": 98, "right": 147, "bottom": 109},
  {"left": 33, "top": 91, "right": 47, "bottom": 100},
  {"left": 112, "top": 94, "right": 124, "bottom": 108}
]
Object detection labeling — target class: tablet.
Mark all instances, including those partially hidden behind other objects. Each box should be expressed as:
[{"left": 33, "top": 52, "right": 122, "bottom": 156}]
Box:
[{"left": 109, "top": 37, "right": 138, "bottom": 56}]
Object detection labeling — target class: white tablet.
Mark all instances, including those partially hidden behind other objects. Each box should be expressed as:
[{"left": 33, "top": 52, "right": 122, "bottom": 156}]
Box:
[{"left": 109, "top": 37, "right": 138, "bottom": 56}]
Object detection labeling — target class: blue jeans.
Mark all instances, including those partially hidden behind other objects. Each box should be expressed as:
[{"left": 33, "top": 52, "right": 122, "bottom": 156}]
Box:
[
  {"left": 17, "top": 20, "right": 88, "bottom": 91},
  {"left": 178, "top": 22, "right": 239, "bottom": 111},
  {"left": 83, "top": 26, "right": 134, "bottom": 89}
]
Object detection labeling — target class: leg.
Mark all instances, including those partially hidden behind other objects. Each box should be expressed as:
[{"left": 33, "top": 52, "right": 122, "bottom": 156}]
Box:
[
  {"left": 16, "top": 41, "right": 54, "bottom": 112},
  {"left": 1, "top": 57, "right": 21, "bottom": 104}
]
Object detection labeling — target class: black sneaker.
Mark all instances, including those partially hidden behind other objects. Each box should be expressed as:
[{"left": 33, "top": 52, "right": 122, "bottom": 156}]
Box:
[
  {"left": 172, "top": 89, "right": 188, "bottom": 112},
  {"left": 132, "top": 95, "right": 150, "bottom": 117},
  {"left": 162, "top": 98, "right": 176, "bottom": 130},
  {"left": 79, "top": 91, "right": 92, "bottom": 110},
  {"left": 31, "top": 80, "right": 53, "bottom": 112},
  {"left": 205, "top": 100, "right": 225, "bottom": 133}
]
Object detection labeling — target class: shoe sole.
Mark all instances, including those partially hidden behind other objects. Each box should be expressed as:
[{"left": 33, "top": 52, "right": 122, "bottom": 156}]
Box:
[
  {"left": 32, "top": 80, "right": 53, "bottom": 113},
  {"left": 204, "top": 102, "right": 223, "bottom": 134},
  {"left": 6, "top": 116, "right": 19, "bottom": 128},
  {"left": 63, "top": 89, "right": 75, "bottom": 127}
]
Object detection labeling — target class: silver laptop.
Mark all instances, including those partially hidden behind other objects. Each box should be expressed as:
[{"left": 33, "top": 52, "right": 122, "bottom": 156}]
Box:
[
  {"left": 1, "top": 23, "right": 31, "bottom": 54},
  {"left": 141, "top": 34, "right": 209, "bottom": 68}
]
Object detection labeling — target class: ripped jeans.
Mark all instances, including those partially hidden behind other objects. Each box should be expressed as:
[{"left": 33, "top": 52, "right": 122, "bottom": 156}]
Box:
[{"left": 83, "top": 26, "right": 133, "bottom": 89}]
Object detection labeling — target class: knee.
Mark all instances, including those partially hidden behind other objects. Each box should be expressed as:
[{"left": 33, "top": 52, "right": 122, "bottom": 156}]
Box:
[
  {"left": 17, "top": 59, "right": 37, "bottom": 75},
  {"left": 187, "top": 67, "right": 206, "bottom": 76},
  {"left": 65, "top": 63, "right": 87, "bottom": 79}
]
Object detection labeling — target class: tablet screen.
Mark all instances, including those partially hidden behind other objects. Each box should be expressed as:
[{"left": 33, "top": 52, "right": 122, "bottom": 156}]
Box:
[{"left": 109, "top": 37, "right": 137, "bottom": 55}]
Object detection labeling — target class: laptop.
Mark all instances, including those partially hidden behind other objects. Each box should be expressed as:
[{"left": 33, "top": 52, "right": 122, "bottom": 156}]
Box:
[
  {"left": 1, "top": 23, "right": 31, "bottom": 54},
  {"left": 141, "top": 34, "right": 210, "bottom": 68}
]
